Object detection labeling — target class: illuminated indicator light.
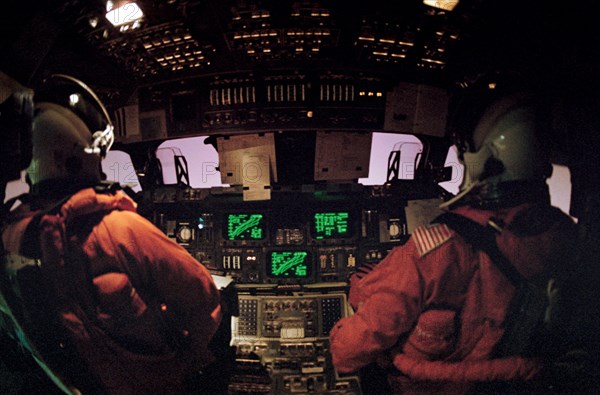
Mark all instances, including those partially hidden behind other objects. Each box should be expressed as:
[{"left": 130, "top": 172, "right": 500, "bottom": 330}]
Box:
[
  {"left": 373, "top": 51, "right": 388, "bottom": 56},
  {"left": 223, "top": 256, "right": 231, "bottom": 269},
  {"left": 307, "top": 111, "right": 313, "bottom": 118},
  {"left": 269, "top": 251, "right": 309, "bottom": 278},
  {"left": 347, "top": 254, "right": 356, "bottom": 268},
  {"left": 376, "top": 92, "right": 383, "bottom": 97},
  {"left": 359, "top": 91, "right": 365, "bottom": 96},
  {"left": 398, "top": 41, "right": 414, "bottom": 46},
  {"left": 380, "top": 39, "right": 395, "bottom": 44},
  {"left": 69, "top": 94, "right": 80, "bottom": 106},
  {"left": 391, "top": 53, "right": 406, "bottom": 58},
  {"left": 313, "top": 212, "right": 350, "bottom": 239},
  {"left": 232, "top": 256, "right": 241, "bottom": 269},
  {"left": 358, "top": 36, "right": 376, "bottom": 41},
  {"left": 422, "top": 58, "right": 446, "bottom": 65},
  {"left": 488, "top": 82, "right": 497, "bottom": 89}
]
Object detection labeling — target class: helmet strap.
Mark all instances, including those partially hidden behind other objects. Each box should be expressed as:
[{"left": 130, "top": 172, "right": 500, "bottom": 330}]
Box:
[{"left": 466, "top": 180, "right": 550, "bottom": 210}]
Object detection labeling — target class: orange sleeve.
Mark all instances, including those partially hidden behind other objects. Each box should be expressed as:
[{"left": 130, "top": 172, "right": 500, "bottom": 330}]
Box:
[
  {"left": 88, "top": 210, "right": 222, "bottom": 367},
  {"left": 330, "top": 244, "right": 424, "bottom": 373}
]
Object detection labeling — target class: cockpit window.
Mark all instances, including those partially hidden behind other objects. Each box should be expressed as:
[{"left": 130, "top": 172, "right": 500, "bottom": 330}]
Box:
[
  {"left": 438, "top": 145, "right": 463, "bottom": 195},
  {"left": 548, "top": 164, "right": 573, "bottom": 218},
  {"left": 359, "top": 132, "right": 424, "bottom": 185},
  {"left": 102, "top": 150, "right": 141, "bottom": 192},
  {"left": 157, "top": 136, "right": 225, "bottom": 188}
]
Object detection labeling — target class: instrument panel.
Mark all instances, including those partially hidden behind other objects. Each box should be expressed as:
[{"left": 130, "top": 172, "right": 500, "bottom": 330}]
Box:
[
  {"left": 147, "top": 183, "right": 444, "bottom": 394},
  {"left": 153, "top": 190, "right": 403, "bottom": 286},
  {"left": 230, "top": 293, "right": 361, "bottom": 394}
]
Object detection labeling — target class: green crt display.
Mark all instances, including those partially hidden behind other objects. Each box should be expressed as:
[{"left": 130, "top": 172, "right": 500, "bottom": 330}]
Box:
[
  {"left": 226, "top": 213, "right": 265, "bottom": 240},
  {"left": 313, "top": 212, "right": 350, "bottom": 239},
  {"left": 269, "top": 251, "right": 310, "bottom": 278}
]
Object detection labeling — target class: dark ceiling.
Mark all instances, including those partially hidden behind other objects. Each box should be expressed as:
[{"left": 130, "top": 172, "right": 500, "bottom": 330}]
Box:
[
  {"left": 1, "top": 0, "right": 599, "bottom": 212},
  {"left": 1, "top": 0, "right": 595, "bottom": 102}
]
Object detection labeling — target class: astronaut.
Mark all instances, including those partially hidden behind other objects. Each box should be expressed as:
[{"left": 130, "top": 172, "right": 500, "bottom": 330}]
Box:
[
  {"left": 330, "top": 90, "right": 577, "bottom": 393},
  {"left": 1, "top": 75, "right": 222, "bottom": 394}
]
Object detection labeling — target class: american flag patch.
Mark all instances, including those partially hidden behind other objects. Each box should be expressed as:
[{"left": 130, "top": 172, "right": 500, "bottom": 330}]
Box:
[{"left": 412, "top": 223, "right": 453, "bottom": 257}]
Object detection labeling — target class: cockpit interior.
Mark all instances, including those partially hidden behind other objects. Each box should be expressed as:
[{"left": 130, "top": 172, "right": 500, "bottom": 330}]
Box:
[{"left": 1, "top": 0, "right": 598, "bottom": 394}]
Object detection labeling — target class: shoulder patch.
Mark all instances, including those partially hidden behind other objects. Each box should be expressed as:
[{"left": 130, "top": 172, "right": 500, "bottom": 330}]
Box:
[{"left": 412, "top": 223, "right": 453, "bottom": 257}]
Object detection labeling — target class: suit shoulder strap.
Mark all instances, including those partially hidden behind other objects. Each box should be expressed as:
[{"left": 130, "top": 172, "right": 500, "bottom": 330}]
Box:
[{"left": 433, "top": 212, "right": 526, "bottom": 287}]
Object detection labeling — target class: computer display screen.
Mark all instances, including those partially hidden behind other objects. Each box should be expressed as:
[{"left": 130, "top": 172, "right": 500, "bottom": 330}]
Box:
[
  {"left": 312, "top": 212, "right": 351, "bottom": 239},
  {"left": 225, "top": 213, "right": 265, "bottom": 240},
  {"left": 268, "top": 251, "right": 310, "bottom": 278}
]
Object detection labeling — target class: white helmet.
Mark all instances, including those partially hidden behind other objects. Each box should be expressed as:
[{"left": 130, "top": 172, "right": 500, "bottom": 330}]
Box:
[
  {"left": 441, "top": 92, "right": 551, "bottom": 209},
  {"left": 27, "top": 75, "right": 114, "bottom": 187}
]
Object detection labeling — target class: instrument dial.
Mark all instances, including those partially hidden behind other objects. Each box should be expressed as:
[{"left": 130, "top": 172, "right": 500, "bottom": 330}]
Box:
[{"left": 176, "top": 225, "right": 193, "bottom": 243}]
